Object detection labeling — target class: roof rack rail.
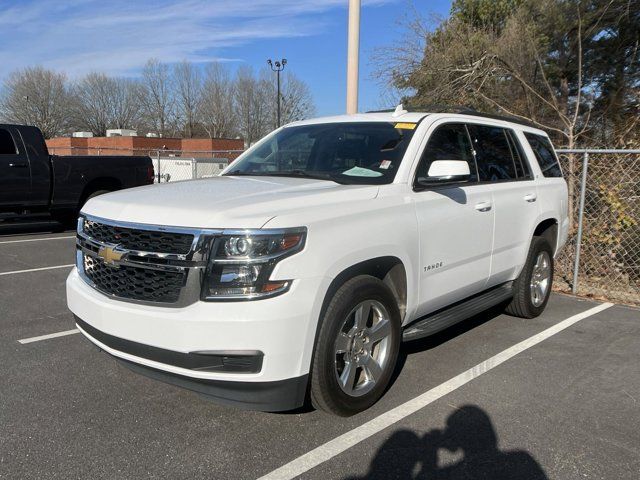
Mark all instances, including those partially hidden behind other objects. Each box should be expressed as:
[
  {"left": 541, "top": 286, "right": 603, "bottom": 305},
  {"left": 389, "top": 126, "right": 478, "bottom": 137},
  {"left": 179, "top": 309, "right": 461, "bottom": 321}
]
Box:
[
  {"left": 366, "top": 104, "right": 477, "bottom": 114},
  {"left": 366, "top": 104, "right": 536, "bottom": 128}
]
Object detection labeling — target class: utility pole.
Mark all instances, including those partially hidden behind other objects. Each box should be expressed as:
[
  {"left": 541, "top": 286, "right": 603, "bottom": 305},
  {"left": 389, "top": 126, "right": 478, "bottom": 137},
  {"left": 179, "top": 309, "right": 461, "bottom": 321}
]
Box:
[
  {"left": 346, "top": 0, "right": 361, "bottom": 114},
  {"left": 267, "top": 58, "right": 287, "bottom": 128}
]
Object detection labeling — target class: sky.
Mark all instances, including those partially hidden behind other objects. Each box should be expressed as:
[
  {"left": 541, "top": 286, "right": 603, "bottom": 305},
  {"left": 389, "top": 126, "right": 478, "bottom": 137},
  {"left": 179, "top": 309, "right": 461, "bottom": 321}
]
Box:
[{"left": 0, "top": 0, "right": 453, "bottom": 116}]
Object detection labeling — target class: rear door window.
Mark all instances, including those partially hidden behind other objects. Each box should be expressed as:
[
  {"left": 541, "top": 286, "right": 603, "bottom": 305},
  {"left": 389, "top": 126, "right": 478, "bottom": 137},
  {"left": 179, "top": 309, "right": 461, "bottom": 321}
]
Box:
[
  {"left": 415, "top": 123, "right": 477, "bottom": 184},
  {"left": 468, "top": 125, "right": 521, "bottom": 181},
  {"left": 524, "top": 133, "right": 563, "bottom": 178},
  {"left": 0, "top": 129, "right": 18, "bottom": 155}
]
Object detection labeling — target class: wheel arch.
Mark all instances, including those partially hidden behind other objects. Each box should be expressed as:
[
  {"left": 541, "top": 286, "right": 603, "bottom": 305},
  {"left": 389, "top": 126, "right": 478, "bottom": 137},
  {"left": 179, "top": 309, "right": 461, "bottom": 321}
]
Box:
[
  {"left": 533, "top": 217, "right": 559, "bottom": 254},
  {"left": 321, "top": 257, "right": 408, "bottom": 323},
  {"left": 79, "top": 177, "right": 122, "bottom": 208}
]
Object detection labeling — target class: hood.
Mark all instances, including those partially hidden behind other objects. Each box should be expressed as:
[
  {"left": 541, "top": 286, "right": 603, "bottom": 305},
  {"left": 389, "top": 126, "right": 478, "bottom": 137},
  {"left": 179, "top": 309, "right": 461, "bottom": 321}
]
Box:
[{"left": 82, "top": 176, "right": 379, "bottom": 229}]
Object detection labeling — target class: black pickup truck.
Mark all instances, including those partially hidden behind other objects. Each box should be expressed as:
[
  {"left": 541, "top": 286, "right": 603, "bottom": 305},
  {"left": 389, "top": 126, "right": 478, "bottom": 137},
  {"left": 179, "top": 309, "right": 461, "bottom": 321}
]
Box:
[{"left": 0, "top": 124, "right": 154, "bottom": 224}]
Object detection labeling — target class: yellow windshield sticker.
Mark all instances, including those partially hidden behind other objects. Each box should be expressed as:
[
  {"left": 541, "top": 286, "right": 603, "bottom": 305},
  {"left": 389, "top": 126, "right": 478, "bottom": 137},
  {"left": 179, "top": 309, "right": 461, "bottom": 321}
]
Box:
[{"left": 394, "top": 122, "right": 416, "bottom": 130}]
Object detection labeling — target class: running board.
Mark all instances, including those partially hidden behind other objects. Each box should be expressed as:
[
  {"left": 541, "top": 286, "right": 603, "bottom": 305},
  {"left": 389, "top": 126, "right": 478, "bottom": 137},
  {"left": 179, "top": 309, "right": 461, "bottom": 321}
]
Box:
[{"left": 403, "top": 282, "right": 514, "bottom": 342}]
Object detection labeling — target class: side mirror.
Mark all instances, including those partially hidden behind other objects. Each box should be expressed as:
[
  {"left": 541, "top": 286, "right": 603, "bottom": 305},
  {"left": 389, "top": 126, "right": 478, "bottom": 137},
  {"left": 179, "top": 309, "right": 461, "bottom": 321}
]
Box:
[{"left": 416, "top": 160, "right": 471, "bottom": 188}]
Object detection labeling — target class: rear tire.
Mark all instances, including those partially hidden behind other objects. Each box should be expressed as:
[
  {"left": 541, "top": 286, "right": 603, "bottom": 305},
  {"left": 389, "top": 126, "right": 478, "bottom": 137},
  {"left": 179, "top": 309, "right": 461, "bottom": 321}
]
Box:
[
  {"left": 310, "top": 275, "right": 401, "bottom": 416},
  {"left": 505, "top": 236, "right": 554, "bottom": 318}
]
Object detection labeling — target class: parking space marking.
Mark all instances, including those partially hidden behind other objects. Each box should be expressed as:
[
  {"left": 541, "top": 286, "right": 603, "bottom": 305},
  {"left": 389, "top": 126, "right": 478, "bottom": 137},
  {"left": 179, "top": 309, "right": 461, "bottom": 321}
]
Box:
[
  {"left": 18, "top": 329, "right": 80, "bottom": 344},
  {"left": 0, "top": 264, "right": 74, "bottom": 276},
  {"left": 258, "top": 302, "right": 614, "bottom": 480},
  {"left": 0, "top": 236, "right": 75, "bottom": 245}
]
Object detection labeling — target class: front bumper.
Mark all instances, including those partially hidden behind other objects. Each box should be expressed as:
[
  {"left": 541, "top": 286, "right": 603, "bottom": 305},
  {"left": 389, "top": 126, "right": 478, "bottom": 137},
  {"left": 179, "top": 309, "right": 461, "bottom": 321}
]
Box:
[
  {"left": 75, "top": 315, "right": 307, "bottom": 411},
  {"left": 66, "top": 268, "right": 330, "bottom": 410}
]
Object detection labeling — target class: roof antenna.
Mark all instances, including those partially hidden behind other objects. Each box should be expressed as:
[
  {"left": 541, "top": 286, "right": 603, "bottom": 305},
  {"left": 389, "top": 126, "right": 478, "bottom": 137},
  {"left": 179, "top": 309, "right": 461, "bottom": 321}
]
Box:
[{"left": 392, "top": 103, "right": 407, "bottom": 117}]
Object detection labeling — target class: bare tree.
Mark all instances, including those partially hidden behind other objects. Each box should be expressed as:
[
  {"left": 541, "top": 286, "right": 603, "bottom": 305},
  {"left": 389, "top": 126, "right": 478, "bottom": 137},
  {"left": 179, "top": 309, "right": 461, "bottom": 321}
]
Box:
[
  {"left": 200, "top": 62, "right": 237, "bottom": 138},
  {"left": 71, "top": 73, "right": 140, "bottom": 136},
  {"left": 109, "top": 77, "right": 144, "bottom": 130},
  {"left": 260, "top": 69, "right": 316, "bottom": 129},
  {"left": 374, "top": 0, "right": 617, "bottom": 150},
  {"left": 140, "top": 59, "right": 174, "bottom": 137},
  {"left": 234, "top": 66, "right": 271, "bottom": 146},
  {"left": 0, "top": 67, "right": 70, "bottom": 138},
  {"left": 174, "top": 60, "right": 202, "bottom": 138},
  {"left": 279, "top": 71, "right": 316, "bottom": 125}
]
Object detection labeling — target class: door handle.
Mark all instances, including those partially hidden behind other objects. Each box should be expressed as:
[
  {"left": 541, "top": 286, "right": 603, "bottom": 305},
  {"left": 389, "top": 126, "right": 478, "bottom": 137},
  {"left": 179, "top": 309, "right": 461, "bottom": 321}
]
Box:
[
  {"left": 524, "top": 193, "right": 537, "bottom": 202},
  {"left": 474, "top": 201, "right": 492, "bottom": 212},
  {"left": 8, "top": 162, "right": 28, "bottom": 168}
]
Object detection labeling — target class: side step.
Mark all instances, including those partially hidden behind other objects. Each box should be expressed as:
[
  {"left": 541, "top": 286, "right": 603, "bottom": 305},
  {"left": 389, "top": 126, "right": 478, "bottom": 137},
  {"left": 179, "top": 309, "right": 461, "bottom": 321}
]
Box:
[{"left": 403, "top": 282, "right": 514, "bottom": 342}]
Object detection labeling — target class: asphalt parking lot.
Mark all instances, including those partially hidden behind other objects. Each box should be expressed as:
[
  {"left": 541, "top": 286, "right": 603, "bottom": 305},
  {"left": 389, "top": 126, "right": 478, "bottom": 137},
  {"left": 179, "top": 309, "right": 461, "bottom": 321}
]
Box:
[{"left": 1, "top": 222, "right": 639, "bottom": 480}]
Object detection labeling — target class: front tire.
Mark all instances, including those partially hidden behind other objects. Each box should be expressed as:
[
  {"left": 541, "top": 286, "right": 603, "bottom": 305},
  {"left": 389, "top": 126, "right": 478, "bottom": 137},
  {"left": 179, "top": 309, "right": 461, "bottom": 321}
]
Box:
[
  {"left": 310, "top": 275, "right": 401, "bottom": 416},
  {"left": 505, "top": 236, "right": 554, "bottom": 318}
]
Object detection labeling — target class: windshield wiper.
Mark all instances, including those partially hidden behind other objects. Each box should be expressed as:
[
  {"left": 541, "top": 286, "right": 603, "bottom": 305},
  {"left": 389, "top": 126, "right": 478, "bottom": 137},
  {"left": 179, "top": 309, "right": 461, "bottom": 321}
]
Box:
[
  {"left": 265, "top": 170, "right": 348, "bottom": 184},
  {"left": 224, "top": 170, "right": 347, "bottom": 184},
  {"left": 224, "top": 169, "right": 254, "bottom": 176}
]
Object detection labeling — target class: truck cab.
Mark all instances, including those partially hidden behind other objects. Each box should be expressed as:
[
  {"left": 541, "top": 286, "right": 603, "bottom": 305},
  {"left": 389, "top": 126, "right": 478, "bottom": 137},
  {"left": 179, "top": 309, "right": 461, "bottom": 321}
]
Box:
[{"left": 0, "top": 125, "right": 51, "bottom": 209}]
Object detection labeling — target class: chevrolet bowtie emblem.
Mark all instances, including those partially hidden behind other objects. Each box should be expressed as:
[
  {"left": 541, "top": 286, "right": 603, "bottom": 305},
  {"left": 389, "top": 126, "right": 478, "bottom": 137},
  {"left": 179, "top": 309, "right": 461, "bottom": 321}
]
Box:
[{"left": 98, "top": 246, "right": 124, "bottom": 266}]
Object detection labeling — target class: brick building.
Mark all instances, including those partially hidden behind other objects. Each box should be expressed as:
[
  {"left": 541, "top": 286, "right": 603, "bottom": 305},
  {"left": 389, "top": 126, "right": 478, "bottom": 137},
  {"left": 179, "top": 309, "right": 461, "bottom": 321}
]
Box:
[{"left": 46, "top": 136, "right": 244, "bottom": 159}]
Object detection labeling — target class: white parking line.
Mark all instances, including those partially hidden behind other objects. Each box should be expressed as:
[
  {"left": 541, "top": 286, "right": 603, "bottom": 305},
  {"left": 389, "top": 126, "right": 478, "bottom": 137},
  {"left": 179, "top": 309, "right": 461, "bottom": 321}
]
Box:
[
  {"left": 258, "top": 302, "right": 614, "bottom": 480},
  {"left": 0, "top": 264, "right": 74, "bottom": 276},
  {"left": 0, "top": 236, "right": 75, "bottom": 244},
  {"left": 18, "top": 329, "right": 80, "bottom": 344}
]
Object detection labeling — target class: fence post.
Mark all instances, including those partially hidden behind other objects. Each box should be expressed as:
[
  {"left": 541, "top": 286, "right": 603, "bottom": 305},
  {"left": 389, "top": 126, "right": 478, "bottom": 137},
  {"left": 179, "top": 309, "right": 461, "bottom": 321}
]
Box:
[
  {"left": 572, "top": 151, "right": 590, "bottom": 294},
  {"left": 192, "top": 158, "right": 197, "bottom": 180},
  {"left": 156, "top": 151, "right": 161, "bottom": 183}
]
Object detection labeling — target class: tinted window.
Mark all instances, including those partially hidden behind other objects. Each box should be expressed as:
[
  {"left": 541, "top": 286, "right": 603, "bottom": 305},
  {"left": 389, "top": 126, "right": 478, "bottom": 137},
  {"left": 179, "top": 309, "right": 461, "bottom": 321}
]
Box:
[
  {"left": 468, "top": 125, "right": 517, "bottom": 181},
  {"left": 415, "top": 124, "right": 476, "bottom": 183},
  {"left": 506, "top": 130, "right": 532, "bottom": 179},
  {"left": 524, "top": 133, "right": 563, "bottom": 177},
  {"left": 0, "top": 129, "right": 17, "bottom": 155},
  {"left": 225, "top": 122, "right": 416, "bottom": 185}
]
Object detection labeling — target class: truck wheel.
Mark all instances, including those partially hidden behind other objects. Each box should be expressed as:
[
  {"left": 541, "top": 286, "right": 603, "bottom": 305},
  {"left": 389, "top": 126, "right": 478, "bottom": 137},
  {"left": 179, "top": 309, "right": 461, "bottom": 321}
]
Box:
[
  {"left": 505, "top": 236, "right": 554, "bottom": 318},
  {"left": 310, "top": 275, "right": 401, "bottom": 416}
]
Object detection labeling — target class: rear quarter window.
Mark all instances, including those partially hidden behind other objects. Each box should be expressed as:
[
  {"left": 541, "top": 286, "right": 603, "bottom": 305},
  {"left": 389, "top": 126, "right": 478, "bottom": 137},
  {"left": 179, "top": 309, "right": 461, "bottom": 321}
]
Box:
[{"left": 524, "top": 133, "right": 563, "bottom": 178}]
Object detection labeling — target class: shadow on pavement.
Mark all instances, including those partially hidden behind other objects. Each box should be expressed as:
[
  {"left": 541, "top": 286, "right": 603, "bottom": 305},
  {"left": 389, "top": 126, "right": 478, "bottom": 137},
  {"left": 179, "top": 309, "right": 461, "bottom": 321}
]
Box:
[
  {"left": 0, "top": 219, "right": 72, "bottom": 236},
  {"left": 345, "top": 404, "right": 548, "bottom": 480},
  {"left": 387, "top": 302, "right": 508, "bottom": 394}
]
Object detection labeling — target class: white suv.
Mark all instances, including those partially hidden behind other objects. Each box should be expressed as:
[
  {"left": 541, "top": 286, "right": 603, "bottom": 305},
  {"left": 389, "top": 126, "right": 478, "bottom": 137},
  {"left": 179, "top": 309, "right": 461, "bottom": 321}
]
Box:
[{"left": 66, "top": 107, "right": 569, "bottom": 416}]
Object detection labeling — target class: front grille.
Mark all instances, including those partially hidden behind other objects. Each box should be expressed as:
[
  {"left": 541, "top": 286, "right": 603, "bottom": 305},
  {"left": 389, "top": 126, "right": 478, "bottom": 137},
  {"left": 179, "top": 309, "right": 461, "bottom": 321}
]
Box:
[
  {"left": 83, "top": 254, "right": 186, "bottom": 303},
  {"left": 83, "top": 218, "right": 194, "bottom": 254}
]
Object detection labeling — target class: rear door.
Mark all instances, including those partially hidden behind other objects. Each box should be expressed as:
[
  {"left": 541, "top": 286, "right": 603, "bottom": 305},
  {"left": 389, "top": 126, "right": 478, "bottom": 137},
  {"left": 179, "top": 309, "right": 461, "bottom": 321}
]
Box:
[
  {"left": 0, "top": 126, "right": 31, "bottom": 208},
  {"left": 412, "top": 122, "right": 495, "bottom": 316},
  {"left": 467, "top": 123, "right": 539, "bottom": 286},
  {"left": 523, "top": 132, "right": 568, "bottom": 251}
]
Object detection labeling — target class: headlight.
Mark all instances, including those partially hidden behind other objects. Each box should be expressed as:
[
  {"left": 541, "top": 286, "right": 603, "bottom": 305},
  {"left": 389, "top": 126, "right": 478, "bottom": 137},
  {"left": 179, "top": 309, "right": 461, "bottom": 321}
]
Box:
[{"left": 201, "top": 228, "right": 306, "bottom": 301}]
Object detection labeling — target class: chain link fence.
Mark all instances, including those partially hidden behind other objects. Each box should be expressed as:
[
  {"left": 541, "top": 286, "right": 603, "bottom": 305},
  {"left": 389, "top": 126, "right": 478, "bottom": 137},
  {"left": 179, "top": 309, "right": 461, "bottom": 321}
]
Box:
[{"left": 555, "top": 149, "right": 640, "bottom": 305}]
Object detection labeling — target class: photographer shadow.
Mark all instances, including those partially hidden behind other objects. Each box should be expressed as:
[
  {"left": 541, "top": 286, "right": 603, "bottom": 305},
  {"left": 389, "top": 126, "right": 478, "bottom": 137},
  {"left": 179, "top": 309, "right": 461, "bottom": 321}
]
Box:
[{"left": 345, "top": 405, "right": 548, "bottom": 480}]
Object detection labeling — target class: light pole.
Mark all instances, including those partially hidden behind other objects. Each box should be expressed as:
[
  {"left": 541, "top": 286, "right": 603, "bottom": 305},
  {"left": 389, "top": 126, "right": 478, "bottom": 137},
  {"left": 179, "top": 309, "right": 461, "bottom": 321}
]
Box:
[
  {"left": 346, "top": 0, "right": 361, "bottom": 114},
  {"left": 267, "top": 58, "right": 287, "bottom": 128}
]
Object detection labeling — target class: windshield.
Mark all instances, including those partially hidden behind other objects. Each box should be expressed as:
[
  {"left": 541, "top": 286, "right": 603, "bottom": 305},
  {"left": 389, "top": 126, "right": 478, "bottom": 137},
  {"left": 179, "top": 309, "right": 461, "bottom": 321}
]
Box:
[{"left": 223, "top": 122, "right": 417, "bottom": 185}]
